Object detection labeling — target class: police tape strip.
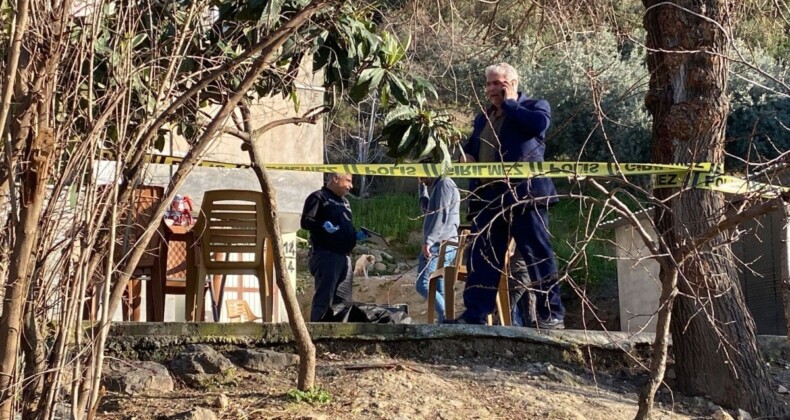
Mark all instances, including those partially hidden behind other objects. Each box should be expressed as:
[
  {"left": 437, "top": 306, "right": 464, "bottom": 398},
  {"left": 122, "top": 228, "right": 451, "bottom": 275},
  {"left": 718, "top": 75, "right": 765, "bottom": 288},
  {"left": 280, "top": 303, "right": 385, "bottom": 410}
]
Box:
[
  {"left": 258, "top": 162, "right": 720, "bottom": 178},
  {"left": 140, "top": 155, "right": 788, "bottom": 198},
  {"left": 145, "top": 155, "right": 719, "bottom": 177},
  {"left": 653, "top": 173, "right": 789, "bottom": 198}
]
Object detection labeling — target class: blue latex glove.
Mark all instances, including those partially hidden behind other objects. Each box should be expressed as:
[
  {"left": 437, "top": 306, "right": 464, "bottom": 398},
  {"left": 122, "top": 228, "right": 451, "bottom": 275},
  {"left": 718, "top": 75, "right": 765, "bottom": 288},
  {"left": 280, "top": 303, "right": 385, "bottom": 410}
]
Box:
[
  {"left": 356, "top": 230, "right": 370, "bottom": 241},
  {"left": 323, "top": 221, "right": 339, "bottom": 233}
]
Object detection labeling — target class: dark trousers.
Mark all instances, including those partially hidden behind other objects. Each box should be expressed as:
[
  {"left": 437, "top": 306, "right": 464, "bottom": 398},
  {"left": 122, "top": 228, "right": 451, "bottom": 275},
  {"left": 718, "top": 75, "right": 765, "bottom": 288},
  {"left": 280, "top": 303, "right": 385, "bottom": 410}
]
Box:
[
  {"left": 464, "top": 198, "right": 565, "bottom": 323},
  {"left": 508, "top": 253, "right": 536, "bottom": 326},
  {"left": 309, "top": 249, "right": 353, "bottom": 322}
]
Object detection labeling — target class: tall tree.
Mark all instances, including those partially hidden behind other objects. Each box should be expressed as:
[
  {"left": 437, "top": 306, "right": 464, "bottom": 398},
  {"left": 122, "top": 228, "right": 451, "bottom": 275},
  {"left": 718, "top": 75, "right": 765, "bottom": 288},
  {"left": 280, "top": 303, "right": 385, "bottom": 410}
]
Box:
[{"left": 643, "top": 0, "right": 786, "bottom": 416}]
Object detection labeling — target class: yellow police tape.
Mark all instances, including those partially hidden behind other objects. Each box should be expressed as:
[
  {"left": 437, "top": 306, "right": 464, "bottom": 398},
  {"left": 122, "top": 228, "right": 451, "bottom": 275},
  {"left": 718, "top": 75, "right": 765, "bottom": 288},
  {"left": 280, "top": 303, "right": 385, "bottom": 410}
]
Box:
[
  {"left": 143, "top": 154, "right": 787, "bottom": 198},
  {"left": 652, "top": 172, "right": 789, "bottom": 198}
]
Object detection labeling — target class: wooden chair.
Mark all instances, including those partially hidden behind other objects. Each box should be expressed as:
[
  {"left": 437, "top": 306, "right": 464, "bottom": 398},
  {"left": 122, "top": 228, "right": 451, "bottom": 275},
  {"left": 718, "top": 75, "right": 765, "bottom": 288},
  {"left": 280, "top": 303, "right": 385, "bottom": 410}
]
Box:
[
  {"left": 427, "top": 230, "right": 512, "bottom": 325},
  {"left": 119, "top": 185, "right": 165, "bottom": 322},
  {"left": 225, "top": 299, "right": 261, "bottom": 322},
  {"left": 145, "top": 222, "right": 221, "bottom": 322},
  {"left": 185, "top": 190, "right": 274, "bottom": 322}
]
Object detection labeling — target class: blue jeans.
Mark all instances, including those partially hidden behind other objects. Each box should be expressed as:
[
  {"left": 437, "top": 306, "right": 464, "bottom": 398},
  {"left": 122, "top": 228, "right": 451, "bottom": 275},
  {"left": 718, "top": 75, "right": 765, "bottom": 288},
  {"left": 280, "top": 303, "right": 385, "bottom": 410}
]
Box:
[{"left": 415, "top": 243, "right": 457, "bottom": 322}]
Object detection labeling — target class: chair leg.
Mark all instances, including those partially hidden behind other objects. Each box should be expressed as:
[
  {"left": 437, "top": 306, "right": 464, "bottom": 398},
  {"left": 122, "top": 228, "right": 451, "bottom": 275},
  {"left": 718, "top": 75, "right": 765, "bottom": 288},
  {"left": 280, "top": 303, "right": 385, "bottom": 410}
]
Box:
[
  {"left": 445, "top": 267, "right": 457, "bottom": 321},
  {"left": 186, "top": 264, "right": 206, "bottom": 322},
  {"left": 427, "top": 276, "right": 438, "bottom": 324},
  {"left": 149, "top": 240, "right": 167, "bottom": 322},
  {"left": 126, "top": 279, "right": 142, "bottom": 322},
  {"left": 257, "top": 267, "right": 273, "bottom": 322},
  {"left": 266, "top": 244, "right": 275, "bottom": 321},
  {"left": 497, "top": 274, "right": 512, "bottom": 326}
]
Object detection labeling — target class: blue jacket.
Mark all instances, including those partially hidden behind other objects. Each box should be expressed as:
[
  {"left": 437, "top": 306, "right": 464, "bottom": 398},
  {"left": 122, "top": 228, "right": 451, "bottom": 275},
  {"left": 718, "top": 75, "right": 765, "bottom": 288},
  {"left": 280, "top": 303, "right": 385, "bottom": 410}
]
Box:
[{"left": 462, "top": 93, "right": 558, "bottom": 206}]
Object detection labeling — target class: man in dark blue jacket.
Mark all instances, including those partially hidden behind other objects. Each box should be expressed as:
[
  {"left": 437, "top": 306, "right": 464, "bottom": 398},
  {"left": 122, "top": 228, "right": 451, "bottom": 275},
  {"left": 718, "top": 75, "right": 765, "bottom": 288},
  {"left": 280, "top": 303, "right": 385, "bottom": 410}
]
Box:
[
  {"left": 301, "top": 173, "right": 358, "bottom": 322},
  {"left": 456, "top": 62, "right": 565, "bottom": 328}
]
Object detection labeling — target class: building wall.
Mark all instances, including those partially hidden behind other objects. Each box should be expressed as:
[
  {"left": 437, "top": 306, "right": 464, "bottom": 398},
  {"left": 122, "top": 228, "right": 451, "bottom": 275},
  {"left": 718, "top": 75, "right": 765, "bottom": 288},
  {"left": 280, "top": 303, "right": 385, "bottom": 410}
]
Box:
[
  {"left": 614, "top": 218, "right": 661, "bottom": 333},
  {"left": 614, "top": 208, "right": 789, "bottom": 335},
  {"left": 732, "top": 210, "right": 788, "bottom": 335}
]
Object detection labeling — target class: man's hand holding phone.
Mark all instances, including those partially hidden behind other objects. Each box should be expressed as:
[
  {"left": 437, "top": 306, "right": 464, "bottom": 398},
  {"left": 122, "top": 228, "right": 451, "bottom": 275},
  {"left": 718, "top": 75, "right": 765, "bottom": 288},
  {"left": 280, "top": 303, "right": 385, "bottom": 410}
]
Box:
[{"left": 501, "top": 80, "right": 517, "bottom": 102}]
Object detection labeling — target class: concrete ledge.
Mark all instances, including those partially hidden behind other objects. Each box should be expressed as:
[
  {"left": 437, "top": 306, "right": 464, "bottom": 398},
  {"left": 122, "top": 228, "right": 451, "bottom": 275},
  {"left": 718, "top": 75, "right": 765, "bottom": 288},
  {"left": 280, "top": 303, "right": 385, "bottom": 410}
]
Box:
[
  {"left": 106, "top": 323, "right": 789, "bottom": 359},
  {"left": 107, "top": 322, "right": 660, "bottom": 352}
]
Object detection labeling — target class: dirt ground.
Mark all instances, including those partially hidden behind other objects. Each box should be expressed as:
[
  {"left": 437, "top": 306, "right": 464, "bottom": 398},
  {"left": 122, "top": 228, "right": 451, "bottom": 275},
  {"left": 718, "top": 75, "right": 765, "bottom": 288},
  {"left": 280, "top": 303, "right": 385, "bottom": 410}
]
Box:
[
  {"left": 95, "top": 260, "right": 785, "bottom": 419},
  {"left": 99, "top": 344, "right": 700, "bottom": 420}
]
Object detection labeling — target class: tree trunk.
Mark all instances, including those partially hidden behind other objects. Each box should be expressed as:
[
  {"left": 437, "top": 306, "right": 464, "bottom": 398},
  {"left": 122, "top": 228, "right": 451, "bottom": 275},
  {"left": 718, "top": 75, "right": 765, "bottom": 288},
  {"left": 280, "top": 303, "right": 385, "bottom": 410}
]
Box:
[
  {"left": 248, "top": 148, "right": 317, "bottom": 390},
  {"left": 241, "top": 99, "right": 317, "bottom": 390},
  {"left": 0, "top": 126, "right": 56, "bottom": 420},
  {"left": 643, "top": 0, "right": 787, "bottom": 416}
]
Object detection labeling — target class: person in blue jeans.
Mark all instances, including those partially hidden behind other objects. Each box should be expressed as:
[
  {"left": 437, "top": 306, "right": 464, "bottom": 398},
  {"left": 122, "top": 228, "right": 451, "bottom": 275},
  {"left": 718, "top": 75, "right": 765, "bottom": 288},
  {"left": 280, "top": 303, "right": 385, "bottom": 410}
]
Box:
[{"left": 414, "top": 174, "right": 460, "bottom": 322}]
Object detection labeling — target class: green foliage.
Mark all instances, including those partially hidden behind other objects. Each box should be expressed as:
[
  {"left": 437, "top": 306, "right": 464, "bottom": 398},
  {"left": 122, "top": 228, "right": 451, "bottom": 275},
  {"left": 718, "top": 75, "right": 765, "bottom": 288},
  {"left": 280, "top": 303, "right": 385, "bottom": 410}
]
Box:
[
  {"left": 286, "top": 387, "right": 332, "bottom": 404},
  {"left": 725, "top": 42, "right": 790, "bottom": 169},
  {"left": 348, "top": 193, "right": 424, "bottom": 256},
  {"left": 548, "top": 194, "right": 617, "bottom": 286},
  {"left": 379, "top": 84, "right": 464, "bottom": 167},
  {"left": 512, "top": 31, "right": 653, "bottom": 163},
  {"left": 58, "top": 0, "right": 419, "bottom": 159}
]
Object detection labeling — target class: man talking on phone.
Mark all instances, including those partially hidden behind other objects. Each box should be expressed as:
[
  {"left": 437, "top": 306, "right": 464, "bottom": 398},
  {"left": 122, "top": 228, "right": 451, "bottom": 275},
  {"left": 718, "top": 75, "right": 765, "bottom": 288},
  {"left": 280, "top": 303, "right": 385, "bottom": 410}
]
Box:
[{"left": 452, "top": 62, "right": 565, "bottom": 328}]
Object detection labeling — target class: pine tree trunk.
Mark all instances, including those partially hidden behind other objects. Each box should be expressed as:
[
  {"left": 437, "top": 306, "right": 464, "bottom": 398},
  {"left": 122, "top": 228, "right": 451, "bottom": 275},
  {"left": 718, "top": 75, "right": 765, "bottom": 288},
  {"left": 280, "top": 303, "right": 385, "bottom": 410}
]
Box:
[{"left": 643, "top": 0, "right": 787, "bottom": 416}]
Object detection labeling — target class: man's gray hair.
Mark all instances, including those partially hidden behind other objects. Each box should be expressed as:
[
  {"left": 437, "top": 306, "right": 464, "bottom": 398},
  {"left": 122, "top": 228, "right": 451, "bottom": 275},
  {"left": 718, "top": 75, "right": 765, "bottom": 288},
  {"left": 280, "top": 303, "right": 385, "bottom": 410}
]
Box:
[
  {"left": 485, "top": 62, "right": 519, "bottom": 87},
  {"left": 325, "top": 172, "right": 350, "bottom": 183}
]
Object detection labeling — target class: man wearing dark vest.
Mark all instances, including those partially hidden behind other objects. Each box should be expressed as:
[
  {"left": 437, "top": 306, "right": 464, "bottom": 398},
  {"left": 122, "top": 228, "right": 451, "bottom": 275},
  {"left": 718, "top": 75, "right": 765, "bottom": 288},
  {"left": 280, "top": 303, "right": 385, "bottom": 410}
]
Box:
[
  {"left": 301, "top": 172, "right": 360, "bottom": 322},
  {"left": 455, "top": 62, "right": 565, "bottom": 328}
]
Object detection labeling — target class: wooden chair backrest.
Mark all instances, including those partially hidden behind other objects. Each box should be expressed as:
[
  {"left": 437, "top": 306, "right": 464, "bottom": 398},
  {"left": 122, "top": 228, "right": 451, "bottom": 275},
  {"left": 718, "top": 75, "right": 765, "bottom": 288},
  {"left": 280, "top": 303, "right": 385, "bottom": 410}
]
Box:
[
  {"left": 193, "top": 190, "right": 268, "bottom": 270},
  {"left": 454, "top": 229, "right": 471, "bottom": 269},
  {"left": 118, "top": 185, "right": 164, "bottom": 268},
  {"left": 225, "top": 299, "right": 259, "bottom": 322}
]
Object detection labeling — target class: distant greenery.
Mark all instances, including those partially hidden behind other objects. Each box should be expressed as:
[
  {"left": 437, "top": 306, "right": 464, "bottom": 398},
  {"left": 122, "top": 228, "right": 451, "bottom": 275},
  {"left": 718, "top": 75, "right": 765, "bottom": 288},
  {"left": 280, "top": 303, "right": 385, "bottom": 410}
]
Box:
[{"left": 350, "top": 193, "right": 425, "bottom": 257}]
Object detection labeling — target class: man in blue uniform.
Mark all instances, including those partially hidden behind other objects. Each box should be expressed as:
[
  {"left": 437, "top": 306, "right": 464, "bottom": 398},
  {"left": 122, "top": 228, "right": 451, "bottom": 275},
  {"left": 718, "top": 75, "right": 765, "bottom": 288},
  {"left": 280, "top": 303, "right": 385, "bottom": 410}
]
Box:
[
  {"left": 301, "top": 173, "right": 362, "bottom": 322},
  {"left": 456, "top": 62, "right": 565, "bottom": 328}
]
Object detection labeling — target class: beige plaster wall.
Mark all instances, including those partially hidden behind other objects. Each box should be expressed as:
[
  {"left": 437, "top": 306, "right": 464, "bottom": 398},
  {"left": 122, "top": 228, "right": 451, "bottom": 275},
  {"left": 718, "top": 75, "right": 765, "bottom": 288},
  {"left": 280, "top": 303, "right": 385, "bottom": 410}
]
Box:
[
  {"left": 144, "top": 62, "right": 325, "bottom": 218},
  {"left": 615, "top": 218, "right": 661, "bottom": 333}
]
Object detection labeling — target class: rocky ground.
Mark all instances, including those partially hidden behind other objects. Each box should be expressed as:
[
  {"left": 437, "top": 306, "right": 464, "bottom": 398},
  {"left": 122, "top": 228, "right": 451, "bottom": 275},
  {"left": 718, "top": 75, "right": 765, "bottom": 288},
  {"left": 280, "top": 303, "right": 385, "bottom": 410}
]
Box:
[
  {"left": 92, "top": 244, "right": 787, "bottom": 419},
  {"left": 95, "top": 336, "right": 790, "bottom": 420}
]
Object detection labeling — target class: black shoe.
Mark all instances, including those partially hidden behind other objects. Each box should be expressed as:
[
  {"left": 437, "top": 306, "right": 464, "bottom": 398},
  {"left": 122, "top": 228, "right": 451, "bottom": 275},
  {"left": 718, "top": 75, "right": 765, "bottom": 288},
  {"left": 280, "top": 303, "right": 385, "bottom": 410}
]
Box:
[{"left": 529, "top": 317, "right": 565, "bottom": 330}]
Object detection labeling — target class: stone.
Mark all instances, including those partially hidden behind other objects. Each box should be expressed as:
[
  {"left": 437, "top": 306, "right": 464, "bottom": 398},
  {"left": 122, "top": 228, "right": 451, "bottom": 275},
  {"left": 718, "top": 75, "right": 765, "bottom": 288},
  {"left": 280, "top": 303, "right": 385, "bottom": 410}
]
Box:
[
  {"left": 665, "top": 368, "right": 676, "bottom": 379},
  {"left": 354, "top": 246, "right": 372, "bottom": 254},
  {"left": 711, "top": 408, "right": 734, "bottom": 420},
  {"left": 397, "top": 262, "right": 411, "bottom": 271},
  {"left": 504, "top": 350, "right": 514, "bottom": 358},
  {"left": 778, "top": 385, "right": 789, "bottom": 394},
  {"left": 237, "top": 349, "right": 299, "bottom": 372},
  {"left": 213, "top": 394, "right": 229, "bottom": 409},
  {"left": 543, "top": 364, "right": 588, "bottom": 387},
  {"left": 103, "top": 360, "right": 174, "bottom": 396},
  {"left": 380, "top": 252, "right": 394, "bottom": 262},
  {"left": 169, "top": 407, "right": 218, "bottom": 420},
  {"left": 373, "top": 262, "right": 387, "bottom": 272},
  {"left": 169, "top": 344, "right": 236, "bottom": 388},
  {"left": 736, "top": 409, "right": 752, "bottom": 420}
]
